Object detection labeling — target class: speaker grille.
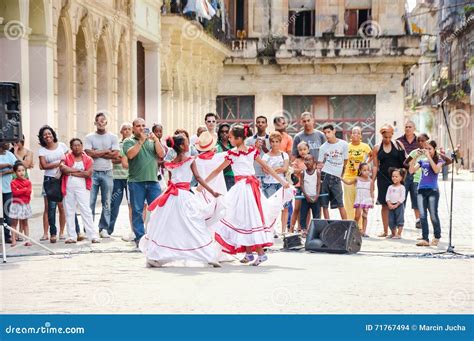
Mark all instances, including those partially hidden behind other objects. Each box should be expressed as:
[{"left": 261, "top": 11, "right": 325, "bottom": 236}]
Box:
[{"left": 321, "top": 222, "right": 351, "bottom": 250}]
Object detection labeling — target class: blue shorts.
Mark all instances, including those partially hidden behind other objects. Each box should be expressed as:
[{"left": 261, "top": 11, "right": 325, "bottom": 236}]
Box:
[{"left": 320, "top": 172, "right": 344, "bottom": 209}]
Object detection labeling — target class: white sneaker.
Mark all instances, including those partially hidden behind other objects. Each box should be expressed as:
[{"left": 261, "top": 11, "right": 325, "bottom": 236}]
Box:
[{"left": 99, "top": 230, "right": 110, "bottom": 238}]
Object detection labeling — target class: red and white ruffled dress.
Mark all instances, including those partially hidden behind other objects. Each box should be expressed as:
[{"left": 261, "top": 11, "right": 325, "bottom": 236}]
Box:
[
  {"left": 139, "top": 157, "right": 219, "bottom": 265},
  {"left": 213, "top": 147, "right": 294, "bottom": 254},
  {"left": 194, "top": 151, "right": 228, "bottom": 205}
]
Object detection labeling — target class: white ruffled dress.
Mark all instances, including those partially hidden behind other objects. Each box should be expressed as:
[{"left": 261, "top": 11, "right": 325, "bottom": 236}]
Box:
[
  {"left": 139, "top": 157, "right": 219, "bottom": 265},
  {"left": 213, "top": 147, "right": 294, "bottom": 254}
]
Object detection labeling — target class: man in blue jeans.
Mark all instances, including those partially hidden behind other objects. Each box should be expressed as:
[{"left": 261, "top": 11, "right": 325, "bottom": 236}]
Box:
[
  {"left": 123, "top": 118, "right": 165, "bottom": 246},
  {"left": 84, "top": 113, "right": 120, "bottom": 238},
  {"left": 110, "top": 122, "right": 133, "bottom": 239}
]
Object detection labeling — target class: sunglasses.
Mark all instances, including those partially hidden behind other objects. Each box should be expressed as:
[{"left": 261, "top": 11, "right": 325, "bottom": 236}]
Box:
[{"left": 206, "top": 120, "right": 216, "bottom": 123}]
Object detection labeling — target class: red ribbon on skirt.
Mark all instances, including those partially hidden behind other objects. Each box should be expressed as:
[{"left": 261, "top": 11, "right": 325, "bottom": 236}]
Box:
[
  {"left": 148, "top": 181, "right": 191, "bottom": 211},
  {"left": 234, "top": 175, "right": 265, "bottom": 225}
]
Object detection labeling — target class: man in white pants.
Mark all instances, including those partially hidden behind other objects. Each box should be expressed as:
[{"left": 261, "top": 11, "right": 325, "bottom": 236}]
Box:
[{"left": 60, "top": 138, "right": 100, "bottom": 244}]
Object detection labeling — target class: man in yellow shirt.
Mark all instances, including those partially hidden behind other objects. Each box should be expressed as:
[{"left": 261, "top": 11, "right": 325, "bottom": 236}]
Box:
[{"left": 342, "top": 126, "right": 372, "bottom": 223}]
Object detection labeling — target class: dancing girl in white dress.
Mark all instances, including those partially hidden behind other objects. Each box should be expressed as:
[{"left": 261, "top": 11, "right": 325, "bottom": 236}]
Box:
[
  {"left": 193, "top": 131, "right": 227, "bottom": 206},
  {"left": 139, "top": 134, "right": 221, "bottom": 268},
  {"left": 205, "top": 125, "right": 293, "bottom": 266}
]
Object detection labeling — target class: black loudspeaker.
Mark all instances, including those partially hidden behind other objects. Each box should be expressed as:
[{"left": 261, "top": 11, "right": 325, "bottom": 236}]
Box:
[
  {"left": 0, "top": 82, "right": 22, "bottom": 143},
  {"left": 305, "top": 219, "right": 362, "bottom": 254}
]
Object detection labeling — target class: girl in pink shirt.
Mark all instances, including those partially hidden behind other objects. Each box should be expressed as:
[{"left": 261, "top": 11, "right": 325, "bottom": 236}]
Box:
[{"left": 386, "top": 168, "right": 407, "bottom": 239}]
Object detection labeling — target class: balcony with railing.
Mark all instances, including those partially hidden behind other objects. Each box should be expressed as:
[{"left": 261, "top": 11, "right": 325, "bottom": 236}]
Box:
[
  {"left": 277, "top": 35, "right": 421, "bottom": 60},
  {"left": 224, "top": 34, "right": 421, "bottom": 64}
]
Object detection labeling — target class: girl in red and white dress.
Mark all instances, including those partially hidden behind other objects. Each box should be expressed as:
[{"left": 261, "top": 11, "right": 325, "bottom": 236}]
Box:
[
  {"left": 205, "top": 125, "right": 293, "bottom": 266},
  {"left": 139, "top": 134, "right": 221, "bottom": 268}
]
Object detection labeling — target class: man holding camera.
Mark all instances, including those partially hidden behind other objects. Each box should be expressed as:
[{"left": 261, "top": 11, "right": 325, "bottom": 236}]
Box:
[
  {"left": 397, "top": 121, "right": 419, "bottom": 229},
  {"left": 123, "top": 118, "right": 165, "bottom": 246},
  {"left": 245, "top": 116, "right": 271, "bottom": 183}
]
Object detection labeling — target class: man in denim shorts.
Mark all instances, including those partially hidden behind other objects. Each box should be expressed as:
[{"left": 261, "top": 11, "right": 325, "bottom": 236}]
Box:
[{"left": 318, "top": 124, "right": 349, "bottom": 219}]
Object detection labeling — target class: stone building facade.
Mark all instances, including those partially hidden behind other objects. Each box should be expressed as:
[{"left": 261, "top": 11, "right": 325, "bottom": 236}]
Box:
[
  {"left": 0, "top": 0, "right": 228, "bottom": 185},
  {"left": 404, "top": 0, "right": 473, "bottom": 171},
  {"left": 217, "top": 0, "right": 421, "bottom": 146},
  {"left": 1, "top": 0, "right": 421, "bottom": 187}
]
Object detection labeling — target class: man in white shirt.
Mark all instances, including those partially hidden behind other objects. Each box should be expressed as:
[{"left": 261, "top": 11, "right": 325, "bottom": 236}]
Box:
[
  {"left": 245, "top": 115, "right": 271, "bottom": 183},
  {"left": 84, "top": 112, "right": 120, "bottom": 238},
  {"left": 318, "top": 124, "right": 349, "bottom": 219}
]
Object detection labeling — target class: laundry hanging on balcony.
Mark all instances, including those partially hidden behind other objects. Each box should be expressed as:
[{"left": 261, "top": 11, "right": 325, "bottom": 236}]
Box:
[{"left": 183, "top": 0, "right": 216, "bottom": 20}]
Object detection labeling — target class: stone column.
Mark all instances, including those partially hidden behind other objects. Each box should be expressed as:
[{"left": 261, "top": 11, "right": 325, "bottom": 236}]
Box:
[
  {"left": 130, "top": 33, "right": 138, "bottom": 118},
  {"left": 172, "top": 69, "right": 181, "bottom": 133},
  {"left": 142, "top": 42, "right": 161, "bottom": 125},
  {"left": 256, "top": 91, "right": 282, "bottom": 127},
  {"left": 161, "top": 68, "right": 172, "bottom": 130},
  {"left": 375, "top": 72, "right": 405, "bottom": 144},
  {"left": 28, "top": 34, "right": 55, "bottom": 185},
  {"left": 160, "top": 32, "right": 172, "bottom": 129}
]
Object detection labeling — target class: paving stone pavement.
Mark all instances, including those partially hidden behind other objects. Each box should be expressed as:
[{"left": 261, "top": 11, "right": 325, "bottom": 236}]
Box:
[{"left": 1, "top": 172, "right": 473, "bottom": 314}]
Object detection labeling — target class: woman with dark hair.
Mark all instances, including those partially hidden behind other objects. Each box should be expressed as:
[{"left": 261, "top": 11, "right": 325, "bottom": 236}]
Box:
[
  {"left": 60, "top": 138, "right": 100, "bottom": 244},
  {"left": 216, "top": 123, "right": 235, "bottom": 190},
  {"left": 372, "top": 124, "right": 406, "bottom": 238},
  {"left": 402, "top": 133, "right": 430, "bottom": 229},
  {"left": 409, "top": 140, "right": 445, "bottom": 247},
  {"left": 164, "top": 129, "right": 198, "bottom": 161},
  {"left": 403, "top": 133, "right": 452, "bottom": 231},
  {"left": 37, "top": 125, "right": 68, "bottom": 243},
  {"left": 11, "top": 135, "right": 34, "bottom": 178}
]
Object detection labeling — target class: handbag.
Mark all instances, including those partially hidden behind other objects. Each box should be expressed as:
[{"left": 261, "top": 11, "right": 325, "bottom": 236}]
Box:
[
  {"left": 280, "top": 153, "right": 294, "bottom": 183},
  {"left": 44, "top": 173, "right": 63, "bottom": 202}
]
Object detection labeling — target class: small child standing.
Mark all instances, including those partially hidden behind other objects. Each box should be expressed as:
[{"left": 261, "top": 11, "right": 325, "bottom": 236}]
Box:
[
  {"left": 261, "top": 132, "right": 290, "bottom": 236},
  {"left": 299, "top": 154, "right": 321, "bottom": 238},
  {"left": 289, "top": 141, "right": 309, "bottom": 233},
  {"left": 10, "top": 162, "right": 33, "bottom": 247},
  {"left": 386, "top": 168, "right": 406, "bottom": 239},
  {"left": 342, "top": 163, "right": 374, "bottom": 237}
]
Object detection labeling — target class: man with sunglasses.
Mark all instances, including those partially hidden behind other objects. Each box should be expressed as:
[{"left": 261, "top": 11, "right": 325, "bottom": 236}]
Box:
[
  {"left": 204, "top": 113, "right": 218, "bottom": 139},
  {"left": 191, "top": 113, "right": 218, "bottom": 147}
]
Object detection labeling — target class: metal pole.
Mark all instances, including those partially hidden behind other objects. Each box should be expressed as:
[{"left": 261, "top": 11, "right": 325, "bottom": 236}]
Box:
[
  {"left": 1, "top": 171, "right": 6, "bottom": 262},
  {"left": 3, "top": 224, "right": 56, "bottom": 254},
  {"left": 440, "top": 100, "right": 456, "bottom": 253},
  {"left": 448, "top": 151, "right": 455, "bottom": 252}
]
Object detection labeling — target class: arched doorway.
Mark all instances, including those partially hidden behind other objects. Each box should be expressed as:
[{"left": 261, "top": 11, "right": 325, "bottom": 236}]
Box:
[{"left": 75, "top": 24, "right": 90, "bottom": 138}]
